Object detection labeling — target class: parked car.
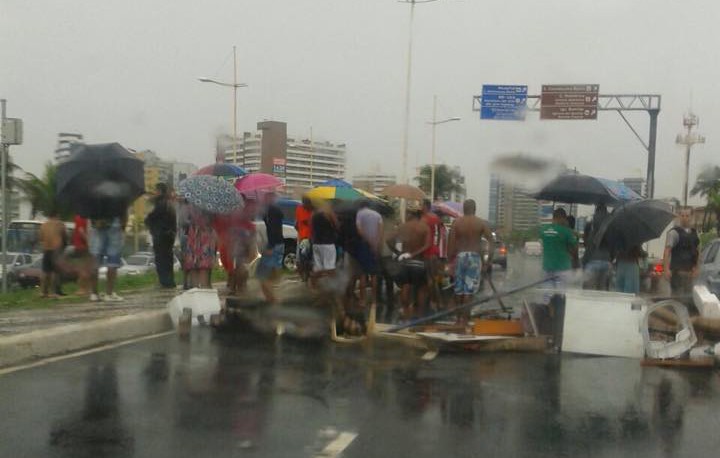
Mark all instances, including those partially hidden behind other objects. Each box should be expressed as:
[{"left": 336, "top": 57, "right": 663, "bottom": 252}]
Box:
[
  {"left": 4, "top": 253, "right": 43, "bottom": 287},
  {"left": 699, "top": 238, "right": 720, "bottom": 293},
  {"left": 98, "top": 258, "right": 127, "bottom": 280},
  {"left": 492, "top": 234, "right": 507, "bottom": 269},
  {"left": 253, "top": 220, "right": 298, "bottom": 271},
  {"left": 118, "top": 254, "right": 155, "bottom": 276},
  {"left": 523, "top": 241, "right": 543, "bottom": 256},
  {"left": 639, "top": 255, "right": 664, "bottom": 294}
]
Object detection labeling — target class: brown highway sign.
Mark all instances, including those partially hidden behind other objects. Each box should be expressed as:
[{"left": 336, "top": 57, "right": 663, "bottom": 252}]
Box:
[{"left": 541, "top": 84, "right": 599, "bottom": 120}]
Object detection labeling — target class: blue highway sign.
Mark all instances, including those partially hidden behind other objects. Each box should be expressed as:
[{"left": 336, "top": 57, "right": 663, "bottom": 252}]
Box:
[{"left": 480, "top": 85, "right": 528, "bottom": 121}]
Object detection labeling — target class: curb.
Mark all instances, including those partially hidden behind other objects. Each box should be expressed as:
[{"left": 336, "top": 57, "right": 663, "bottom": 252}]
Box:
[{"left": 0, "top": 310, "right": 173, "bottom": 368}]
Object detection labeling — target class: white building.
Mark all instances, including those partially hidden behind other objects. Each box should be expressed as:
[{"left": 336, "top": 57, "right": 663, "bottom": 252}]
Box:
[
  {"left": 285, "top": 136, "right": 346, "bottom": 190},
  {"left": 217, "top": 121, "right": 346, "bottom": 194},
  {"left": 54, "top": 132, "right": 84, "bottom": 162},
  {"left": 352, "top": 171, "right": 397, "bottom": 195}
]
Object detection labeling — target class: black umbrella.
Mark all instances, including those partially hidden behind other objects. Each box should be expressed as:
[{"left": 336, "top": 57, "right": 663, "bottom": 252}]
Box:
[
  {"left": 56, "top": 143, "right": 145, "bottom": 218},
  {"left": 533, "top": 173, "right": 642, "bottom": 205},
  {"left": 592, "top": 199, "right": 675, "bottom": 251}
]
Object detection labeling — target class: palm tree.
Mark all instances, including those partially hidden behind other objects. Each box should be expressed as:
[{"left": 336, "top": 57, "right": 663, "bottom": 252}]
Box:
[
  {"left": 16, "top": 162, "right": 71, "bottom": 219},
  {"left": 0, "top": 154, "right": 30, "bottom": 219},
  {"left": 691, "top": 166, "right": 720, "bottom": 234},
  {"left": 415, "top": 164, "right": 466, "bottom": 201}
]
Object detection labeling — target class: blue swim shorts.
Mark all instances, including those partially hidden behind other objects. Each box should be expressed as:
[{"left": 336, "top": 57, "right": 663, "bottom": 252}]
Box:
[{"left": 454, "top": 251, "right": 481, "bottom": 296}]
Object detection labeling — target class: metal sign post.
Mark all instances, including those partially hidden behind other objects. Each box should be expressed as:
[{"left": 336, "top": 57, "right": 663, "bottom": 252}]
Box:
[
  {"left": 1, "top": 99, "right": 8, "bottom": 294},
  {"left": 0, "top": 99, "right": 23, "bottom": 294},
  {"left": 473, "top": 92, "right": 661, "bottom": 198}
]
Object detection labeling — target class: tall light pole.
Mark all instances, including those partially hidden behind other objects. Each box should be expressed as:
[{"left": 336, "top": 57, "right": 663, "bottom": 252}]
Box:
[
  {"left": 676, "top": 112, "right": 705, "bottom": 206},
  {"left": 399, "top": 0, "right": 437, "bottom": 185},
  {"left": 427, "top": 95, "right": 460, "bottom": 201},
  {"left": 199, "top": 46, "right": 248, "bottom": 165}
]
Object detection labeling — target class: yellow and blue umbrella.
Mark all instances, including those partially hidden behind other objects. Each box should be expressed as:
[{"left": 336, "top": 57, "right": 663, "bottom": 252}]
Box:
[{"left": 306, "top": 179, "right": 380, "bottom": 201}]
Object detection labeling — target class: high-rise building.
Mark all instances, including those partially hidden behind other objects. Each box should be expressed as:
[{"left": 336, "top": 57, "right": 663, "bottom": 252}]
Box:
[
  {"left": 217, "top": 121, "right": 346, "bottom": 195},
  {"left": 620, "top": 177, "right": 646, "bottom": 198},
  {"left": 352, "top": 171, "right": 397, "bottom": 195},
  {"left": 54, "top": 132, "right": 84, "bottom": 162},
  {"left": 488, "top": 173, "right": 540, "bottom": 235},
  {"left": 488, "top": 174, "right": 501, "bottom": 228}
]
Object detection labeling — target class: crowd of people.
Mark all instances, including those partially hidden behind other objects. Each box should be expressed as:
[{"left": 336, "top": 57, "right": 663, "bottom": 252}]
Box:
[
  {"left": 37, "top": 178, "right": 701, "bottom": 318},
  {"left": 293, "top": 197, "right": 496, "bottom": 323}
]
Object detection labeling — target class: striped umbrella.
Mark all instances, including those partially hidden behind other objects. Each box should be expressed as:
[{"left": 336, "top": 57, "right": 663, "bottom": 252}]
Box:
[{"left": 306, "top": 183, "right": 380, "bottom": 201}]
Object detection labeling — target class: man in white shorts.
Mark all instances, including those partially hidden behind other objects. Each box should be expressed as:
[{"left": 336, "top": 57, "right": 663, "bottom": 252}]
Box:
[{"left": 311, "top": 203, "right": 338, "bottom": 283}]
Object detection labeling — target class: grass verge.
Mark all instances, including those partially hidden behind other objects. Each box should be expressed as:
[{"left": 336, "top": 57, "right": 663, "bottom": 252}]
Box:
[{"left": 0, "top": 269, "right": 229, "bottom": 311}]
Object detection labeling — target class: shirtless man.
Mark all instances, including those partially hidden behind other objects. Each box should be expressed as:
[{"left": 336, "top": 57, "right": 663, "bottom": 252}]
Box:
[
  {"left": 447, "top": 199, "right": 493, "bottom": 311},
  {"left": 38, "top": 210, "right": 66, "bottom": 298},
  {"left": 386, "top": 209, "right": 430, "bottom": 316}
]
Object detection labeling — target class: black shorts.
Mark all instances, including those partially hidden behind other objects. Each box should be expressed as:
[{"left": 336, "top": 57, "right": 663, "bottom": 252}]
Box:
[
  {"left": 42, "top": 250, "right": 59, "bottom": 273},
  {"left": 395, "top": 260, "right": 427, "bottom": 286},
  {"left": 355, "top": 241, "right": 379, "bottom": 275}
]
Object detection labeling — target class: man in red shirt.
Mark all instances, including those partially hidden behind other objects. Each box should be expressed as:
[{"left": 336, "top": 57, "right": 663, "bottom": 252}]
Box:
[
  {"left": 421, "top": 199, "right": 442, "bottom": 309},
  {"left": 72, "top": 214, "right": 92, "bottom": 296},
  {"left": 294, "top": 197, "right": 314, "bottom": 281}
]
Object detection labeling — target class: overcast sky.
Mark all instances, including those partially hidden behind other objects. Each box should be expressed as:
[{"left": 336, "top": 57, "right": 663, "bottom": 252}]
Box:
[{"left": 2, "top": 0, "right": 718, "bottom": 216}]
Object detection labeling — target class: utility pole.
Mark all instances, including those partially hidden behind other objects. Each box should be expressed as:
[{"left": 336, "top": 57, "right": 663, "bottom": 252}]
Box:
[
  {"left": 1, "top": 99, "right": 24, "bottom": 294},
  {"left": 676, "top": 112, "right": 705, "bottom": 206},
  {"left": 430, "top": 95, "right": 437, "bottom": 200},
  {"left": 1, "top": 99, "right": 7, "bottom": 294},
  {"left": 232, "top": 45, "right": 238, "bottom": 165},
  {"left": 427, "top": 95, "right": 460, "bottom": 201}
]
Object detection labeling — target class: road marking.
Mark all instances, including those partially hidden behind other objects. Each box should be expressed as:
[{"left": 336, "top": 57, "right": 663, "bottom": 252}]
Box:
[
  {"left": 0, "top": 331, "right": 175, "bottom": 376},
  {"left": 315, "top": 432, "right": 358, "bottom": 457}
]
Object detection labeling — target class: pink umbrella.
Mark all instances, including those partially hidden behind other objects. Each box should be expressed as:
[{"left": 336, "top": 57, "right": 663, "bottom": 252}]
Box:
[{"left": 234, "top": 173, "right": 283, "bottom": 196}]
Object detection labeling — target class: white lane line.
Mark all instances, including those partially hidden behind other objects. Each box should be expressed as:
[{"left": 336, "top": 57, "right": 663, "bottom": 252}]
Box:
[
  {"left": 315, "top": 432, "right": 358, "bottom": 457},
  {"left": 0, "top": 331, "right": 175, "bottom": 376}
]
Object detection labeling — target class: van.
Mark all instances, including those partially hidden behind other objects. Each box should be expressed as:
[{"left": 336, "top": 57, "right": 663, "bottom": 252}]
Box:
[{"left": 523, "top": 241, "right": 543, "bottom": 256}]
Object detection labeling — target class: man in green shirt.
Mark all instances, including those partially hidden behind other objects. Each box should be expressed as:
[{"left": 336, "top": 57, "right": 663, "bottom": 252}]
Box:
[{"left": 540, "top": 208, "right": 577, "bottom": 277}]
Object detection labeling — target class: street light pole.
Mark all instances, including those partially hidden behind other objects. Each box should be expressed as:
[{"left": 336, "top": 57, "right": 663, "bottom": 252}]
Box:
[
  {"left": 400, "top": 1, "right": 416, "bottom": 185},
  {"left": 676, "top": 112, "right": 705, "bottom": 206},
  {"left": 427, "top": 95, "right": 460, "bottom": 201},
  {"left": 430, "top": 95, "right": 436, "bottom": 200},
  {"left": 198, "top": 47, "right": 247, "bottom": 166},
  {"left": 233, "top": 45, "right": 238, "bottom": 164}
]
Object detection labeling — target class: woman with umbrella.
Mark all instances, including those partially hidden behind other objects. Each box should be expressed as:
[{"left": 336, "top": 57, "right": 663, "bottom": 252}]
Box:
[
  {"left": 182, "top": 205, "right": 216, "bottom": 289},
  {"left": 177, "top": 175, "right": 244, "bottom": 289}
]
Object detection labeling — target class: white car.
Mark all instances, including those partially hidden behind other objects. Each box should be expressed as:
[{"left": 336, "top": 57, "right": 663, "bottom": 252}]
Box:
[
  {"left": 253, "top": 221, "right": 298, "bottom": 271},
  {"left": 98, "top": 258, "right": 126, "bottom": 280},
  {"left": 118, "top": 254, "right": 155, "bottom": 276},
  {"left": 523, "top": 241, "right": 543, "bottom": 256}
]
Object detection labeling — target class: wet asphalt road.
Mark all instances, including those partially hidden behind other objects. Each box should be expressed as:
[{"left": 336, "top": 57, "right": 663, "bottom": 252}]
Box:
[
  {"left": 2, "top": 255, "right": 720, "bottom": 457},
  {"left": 2, "top": 329, "right": 720, "bottom": 458}
]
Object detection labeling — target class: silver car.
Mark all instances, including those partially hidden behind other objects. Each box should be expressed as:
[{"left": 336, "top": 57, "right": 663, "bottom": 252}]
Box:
[{"left": 699, "top": 238, "right": 720, "bottom": 292}]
